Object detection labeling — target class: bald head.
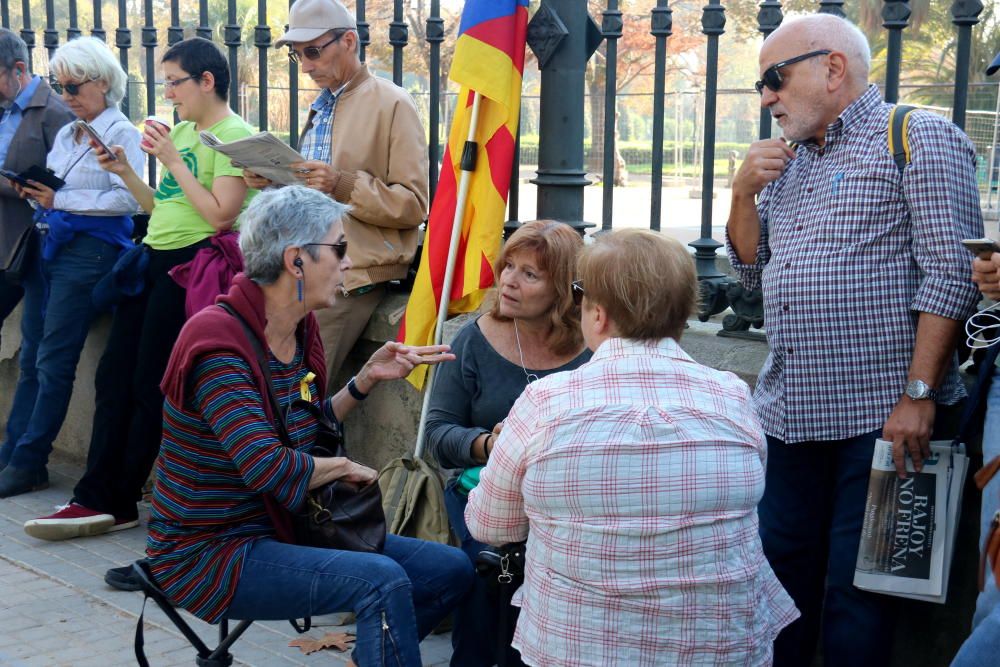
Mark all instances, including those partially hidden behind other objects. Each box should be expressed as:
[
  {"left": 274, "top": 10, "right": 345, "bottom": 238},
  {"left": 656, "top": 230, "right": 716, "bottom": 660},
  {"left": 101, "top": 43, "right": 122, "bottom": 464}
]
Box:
[{"left": 764, "top": 15, "right": 871, "bottom": 87}]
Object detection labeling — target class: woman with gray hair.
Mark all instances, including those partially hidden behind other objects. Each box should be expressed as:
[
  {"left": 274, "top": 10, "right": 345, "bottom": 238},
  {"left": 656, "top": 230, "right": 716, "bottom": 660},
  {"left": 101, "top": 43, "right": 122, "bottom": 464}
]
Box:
[
  {"left": 140, "top": 186, "right": 473, "bottom": 665},
  {"left": 0, "top": 35, "right": 143, "bottom": 497}
]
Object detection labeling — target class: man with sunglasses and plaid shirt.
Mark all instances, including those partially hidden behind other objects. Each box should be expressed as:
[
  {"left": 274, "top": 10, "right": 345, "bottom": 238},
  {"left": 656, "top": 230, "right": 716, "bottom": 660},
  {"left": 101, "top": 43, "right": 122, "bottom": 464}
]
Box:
[
  {"left": 726, "top": 14, "right": 982, "bottom": 667},
  {"left": 245, "top": 0, "right": 428, "bottom": 392}
]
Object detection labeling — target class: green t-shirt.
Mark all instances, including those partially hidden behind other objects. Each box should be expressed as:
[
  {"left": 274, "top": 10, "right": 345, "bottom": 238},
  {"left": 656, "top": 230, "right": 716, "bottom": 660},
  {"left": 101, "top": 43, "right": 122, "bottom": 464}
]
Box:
[{"left": 142, "top": 115, "right": 257, "bottom": 250}]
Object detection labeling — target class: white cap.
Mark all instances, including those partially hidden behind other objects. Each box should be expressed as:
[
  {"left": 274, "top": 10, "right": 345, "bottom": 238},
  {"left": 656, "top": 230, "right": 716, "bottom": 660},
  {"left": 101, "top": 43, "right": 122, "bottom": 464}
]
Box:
[{"left": 275, "top": 0, "right": 357, "bottom": 48}]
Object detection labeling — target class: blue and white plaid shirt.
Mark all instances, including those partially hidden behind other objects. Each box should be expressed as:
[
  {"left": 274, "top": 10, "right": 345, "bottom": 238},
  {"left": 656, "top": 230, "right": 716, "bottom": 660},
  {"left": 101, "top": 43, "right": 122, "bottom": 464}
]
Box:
[
  {"left": 727, "top": 85, "right": 983, "bottom": 443},
  {"left": 298, "top": 82, "right": 349, "bottom": 164}
]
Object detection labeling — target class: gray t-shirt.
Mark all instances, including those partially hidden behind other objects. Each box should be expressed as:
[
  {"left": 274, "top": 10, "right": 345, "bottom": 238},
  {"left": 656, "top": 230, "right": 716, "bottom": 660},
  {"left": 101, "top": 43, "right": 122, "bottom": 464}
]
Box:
[{"left": 425, "top": 318, "right": 592, "bottom": 471}]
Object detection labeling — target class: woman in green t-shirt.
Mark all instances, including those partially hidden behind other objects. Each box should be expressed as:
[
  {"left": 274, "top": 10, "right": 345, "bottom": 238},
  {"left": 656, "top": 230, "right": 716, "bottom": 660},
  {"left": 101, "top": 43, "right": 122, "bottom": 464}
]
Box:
[{"left": 25, "top": 38, "right": 258, "bottom": 541}]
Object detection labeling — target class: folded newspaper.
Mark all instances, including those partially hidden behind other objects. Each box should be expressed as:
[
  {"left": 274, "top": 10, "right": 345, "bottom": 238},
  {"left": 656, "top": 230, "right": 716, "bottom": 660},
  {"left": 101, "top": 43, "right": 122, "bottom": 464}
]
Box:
[
  {"left": 854, "top": 439, "right": 967, "bottom": 604},
  {"left": 199, "top": 131, "right": 305, "bottom": 186}
]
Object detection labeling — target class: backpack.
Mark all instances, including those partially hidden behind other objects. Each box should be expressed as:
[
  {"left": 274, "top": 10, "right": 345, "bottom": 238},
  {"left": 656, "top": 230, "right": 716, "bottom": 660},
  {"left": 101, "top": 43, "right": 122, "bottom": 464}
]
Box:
[
  {"left": 888, "top": 104, "right": 917, "bottom": 175},
  {"left": 377, "top": 456, "right": 452, "bottom": 544}
]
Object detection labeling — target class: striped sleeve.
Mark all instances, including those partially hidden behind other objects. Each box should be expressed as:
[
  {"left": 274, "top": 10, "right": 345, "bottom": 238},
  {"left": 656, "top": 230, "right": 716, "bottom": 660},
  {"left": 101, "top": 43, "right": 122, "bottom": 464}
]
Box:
[{"left": 191, "top": 352, "right": 314, "bottom": 511}]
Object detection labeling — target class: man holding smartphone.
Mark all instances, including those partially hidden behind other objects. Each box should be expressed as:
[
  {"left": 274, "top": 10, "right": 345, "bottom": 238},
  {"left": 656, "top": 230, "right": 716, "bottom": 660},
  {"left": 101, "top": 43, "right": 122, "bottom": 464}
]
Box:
[
  {"left": 726, "top": 14, "right": 982, "bottom": 667},
  {"left": 0, "top": 29, "right": 73, "bottom": 346}
]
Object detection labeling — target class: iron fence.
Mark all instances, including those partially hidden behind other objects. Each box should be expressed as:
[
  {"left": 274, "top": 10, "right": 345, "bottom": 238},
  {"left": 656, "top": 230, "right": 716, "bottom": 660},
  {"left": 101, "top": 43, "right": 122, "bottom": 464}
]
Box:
[{"left": 0, "top": 0, "right": 994, "bottom": 332}]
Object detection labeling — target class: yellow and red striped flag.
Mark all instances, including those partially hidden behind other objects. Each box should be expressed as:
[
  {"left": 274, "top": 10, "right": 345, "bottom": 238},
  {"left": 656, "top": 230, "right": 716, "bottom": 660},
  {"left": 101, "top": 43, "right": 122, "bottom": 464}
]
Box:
[{"left": 398, "top": 0, "right": 529, "bottom": 389}]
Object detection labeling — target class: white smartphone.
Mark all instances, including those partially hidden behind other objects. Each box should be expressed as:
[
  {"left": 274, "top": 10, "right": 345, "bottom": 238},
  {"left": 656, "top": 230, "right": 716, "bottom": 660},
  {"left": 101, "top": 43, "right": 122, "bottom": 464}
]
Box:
[
  {"left": 74, "top": 120, "right": 117, "bottom": 161},
  {"left": 962, "top": 238, "right": 1000, "bottom": 259}
]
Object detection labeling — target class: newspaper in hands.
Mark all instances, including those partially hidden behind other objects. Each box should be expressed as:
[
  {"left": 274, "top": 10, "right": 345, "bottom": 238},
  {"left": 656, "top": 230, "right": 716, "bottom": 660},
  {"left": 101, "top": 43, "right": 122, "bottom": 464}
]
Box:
[
  {"left": 199, "top": 131, "right": 306, "bottom": 186},
  {"left": 853, "top": 438, "right": 967, "bottom": 604}
]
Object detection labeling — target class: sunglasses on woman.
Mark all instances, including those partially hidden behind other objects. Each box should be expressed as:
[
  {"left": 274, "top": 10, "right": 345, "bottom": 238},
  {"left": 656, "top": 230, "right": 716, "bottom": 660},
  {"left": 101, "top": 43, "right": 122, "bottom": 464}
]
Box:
[
  {"left": 571, "top": 280, "right": 585, "bottom": 307},
  {"left": 754, "top": 50, "right": 831, "bottom": 95},
  {"left": 305, "top": 241, "right": 348, "bottom": 260},
  {"left": 49, "top": 78, "right": 98, "bottom": 96},
  {"left": 288, "top": 31, "right": 347, "bottom": 64}
]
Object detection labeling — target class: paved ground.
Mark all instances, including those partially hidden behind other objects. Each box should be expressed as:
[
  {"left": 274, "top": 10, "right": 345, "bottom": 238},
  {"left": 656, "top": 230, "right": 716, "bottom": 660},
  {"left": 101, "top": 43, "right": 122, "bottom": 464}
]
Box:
[{"left": 0, "top": 460, "right": 453, "bottom": 666}]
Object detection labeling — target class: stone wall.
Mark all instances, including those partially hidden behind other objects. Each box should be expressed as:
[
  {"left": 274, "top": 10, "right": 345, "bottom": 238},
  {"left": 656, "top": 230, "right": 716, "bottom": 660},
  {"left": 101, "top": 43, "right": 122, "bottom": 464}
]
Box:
[{"left": 0, "top": 292, "right": 982, "bottom": 665}]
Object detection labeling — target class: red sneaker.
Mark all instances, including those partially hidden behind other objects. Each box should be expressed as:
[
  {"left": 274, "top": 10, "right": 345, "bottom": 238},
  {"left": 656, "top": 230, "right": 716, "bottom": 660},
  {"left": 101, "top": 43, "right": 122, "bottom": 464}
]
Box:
[{"left": 24, "top": 503, "right": 116, "bottom": 541}]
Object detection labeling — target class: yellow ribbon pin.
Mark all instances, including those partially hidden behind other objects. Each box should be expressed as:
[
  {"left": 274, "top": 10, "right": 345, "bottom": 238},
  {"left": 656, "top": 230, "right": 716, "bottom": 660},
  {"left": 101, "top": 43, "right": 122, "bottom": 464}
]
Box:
[{"left": 300, "top": 372, "right": 316, "bottom": 401}]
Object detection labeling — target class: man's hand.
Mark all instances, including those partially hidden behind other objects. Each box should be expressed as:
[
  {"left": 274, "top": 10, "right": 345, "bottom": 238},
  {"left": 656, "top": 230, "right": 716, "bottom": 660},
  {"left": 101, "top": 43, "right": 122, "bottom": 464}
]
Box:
[
  {"left": 884, "top": 397, "right": 936, "bottom": 479},
  {"left": 731, "top": 138, "right": 795, "bottom": 199},
  {"left": 972, "top": 252, "right": 1000, "bottom": 300},
  {"left": 242, "top": 168, "right": 273, "bottom": 190},
  {"left": 290, "top": 160, "right": 341, "bottom": 195}
]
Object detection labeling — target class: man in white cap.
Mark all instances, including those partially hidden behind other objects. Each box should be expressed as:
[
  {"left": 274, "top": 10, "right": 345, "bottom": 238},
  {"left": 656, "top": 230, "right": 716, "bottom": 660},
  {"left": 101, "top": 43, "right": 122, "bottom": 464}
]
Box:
[{"left": 249, "top": 0, "right": 428, "bottom": 391}]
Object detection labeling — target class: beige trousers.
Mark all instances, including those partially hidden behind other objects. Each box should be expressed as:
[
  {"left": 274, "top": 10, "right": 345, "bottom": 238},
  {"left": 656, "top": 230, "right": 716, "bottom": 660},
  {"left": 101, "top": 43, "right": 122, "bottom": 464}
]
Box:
[{"left": 315, "top": 284, "right": 387, "bottom": 395}]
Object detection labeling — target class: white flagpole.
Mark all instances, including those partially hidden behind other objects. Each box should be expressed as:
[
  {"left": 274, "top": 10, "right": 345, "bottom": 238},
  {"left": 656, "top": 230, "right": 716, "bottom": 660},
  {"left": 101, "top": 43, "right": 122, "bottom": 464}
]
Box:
[{"left": 413, "top": 91, "right": 484, "bottom": 459}]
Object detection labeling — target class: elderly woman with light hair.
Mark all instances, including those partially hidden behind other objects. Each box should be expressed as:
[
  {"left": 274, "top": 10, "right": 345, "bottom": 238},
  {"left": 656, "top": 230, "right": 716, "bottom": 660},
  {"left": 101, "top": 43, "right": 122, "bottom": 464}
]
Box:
[
  {"left": 140, "top": 186, "right": 473, "bottom": 666},
  {"left": 0, "top": 35, "right": 143, "bottom": 498},
  {"left": 466, "top": 229, "right": 800, "bottom": 666}
]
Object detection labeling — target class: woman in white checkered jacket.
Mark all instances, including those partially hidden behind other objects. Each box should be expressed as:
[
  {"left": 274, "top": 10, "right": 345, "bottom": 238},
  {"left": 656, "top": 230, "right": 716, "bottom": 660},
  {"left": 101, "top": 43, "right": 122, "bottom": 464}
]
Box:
[{"left": 466, "top": 229, "right": 799, "bottom": 667}]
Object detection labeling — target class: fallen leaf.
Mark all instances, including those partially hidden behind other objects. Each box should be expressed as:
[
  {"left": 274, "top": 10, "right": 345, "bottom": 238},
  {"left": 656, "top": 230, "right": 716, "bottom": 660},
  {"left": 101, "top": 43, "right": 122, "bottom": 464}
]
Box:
[{"left": 289, "top": 632, "right": 356, "bottom": 655}]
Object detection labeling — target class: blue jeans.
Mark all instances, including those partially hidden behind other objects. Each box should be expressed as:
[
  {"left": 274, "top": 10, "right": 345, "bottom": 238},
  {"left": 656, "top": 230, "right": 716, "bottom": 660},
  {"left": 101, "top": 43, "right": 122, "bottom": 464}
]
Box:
[
  {"left": 953, "top": 367, "right": 1000, "bottom": 665},
  {"left": 444, "top": 480, "right": 525, "bottom": 667},
  {"left": 226, "top": 535, "right": 474, "bottom": 667},
  {"left": 759, "top": 431, "right": 896, "bottom": 667},
  {"left": 0, "top": 235, "right": 117, "bottom": 471}
]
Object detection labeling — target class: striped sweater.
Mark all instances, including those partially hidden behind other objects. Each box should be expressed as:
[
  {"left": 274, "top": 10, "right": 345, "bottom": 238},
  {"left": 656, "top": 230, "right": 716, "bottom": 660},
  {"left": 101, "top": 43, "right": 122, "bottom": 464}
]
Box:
[{"left": 147, "top": 347, "right": 327, "bottom": 623}]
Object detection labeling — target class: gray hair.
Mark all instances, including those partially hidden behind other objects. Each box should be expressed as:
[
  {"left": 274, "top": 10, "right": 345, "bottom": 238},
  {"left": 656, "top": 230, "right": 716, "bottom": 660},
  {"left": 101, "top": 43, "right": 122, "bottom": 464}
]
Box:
[
  {"left": 0, "top": 28, "right": 28, "bottom": 72},
  {"left": 240, "top": 186, "right": 350, "bottom": 285},
  {"left": 49, "top": 36, "right": 127, "bottom": 107},
  {"left": 772, "top": 14, "right": 872, "bottom": 81}
]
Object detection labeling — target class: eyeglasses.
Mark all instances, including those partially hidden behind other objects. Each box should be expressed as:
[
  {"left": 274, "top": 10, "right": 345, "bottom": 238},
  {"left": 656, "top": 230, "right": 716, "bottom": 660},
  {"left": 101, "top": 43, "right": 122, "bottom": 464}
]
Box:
[
  {"left": 305, "top": 241, "right": 348, "bottom": 260},
  {"left": 163, "top": 75, "right": 199, "bottom": 89},
  {"left": 754, "top": 50, "right": 831, "bottom": 95},
  {"left": 50, "top": 78, "right": 98, "bottom": 96},
  {"left": 288, "top": 32, "right": 347, "bottom": 64},
  {"left": 571, "top": 280, "right": 585, "bottom": 307}
]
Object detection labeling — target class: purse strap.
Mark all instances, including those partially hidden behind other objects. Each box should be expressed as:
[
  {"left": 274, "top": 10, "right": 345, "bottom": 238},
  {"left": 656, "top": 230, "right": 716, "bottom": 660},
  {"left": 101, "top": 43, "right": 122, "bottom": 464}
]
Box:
[{"left": 217, "top": 302, "right": 294, "bottom": 448}]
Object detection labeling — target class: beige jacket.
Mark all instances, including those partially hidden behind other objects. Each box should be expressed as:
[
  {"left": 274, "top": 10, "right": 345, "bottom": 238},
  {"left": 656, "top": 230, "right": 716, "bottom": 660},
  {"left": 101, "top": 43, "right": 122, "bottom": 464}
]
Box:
[{"left": 300, "top": 67, "right": 429, "bottom": 291}]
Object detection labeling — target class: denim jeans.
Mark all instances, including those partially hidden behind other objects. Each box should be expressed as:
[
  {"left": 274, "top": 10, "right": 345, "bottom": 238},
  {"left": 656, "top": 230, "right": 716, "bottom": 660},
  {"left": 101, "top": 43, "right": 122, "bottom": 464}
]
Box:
[
  {"left": 0, "top": 235, "right": 117, "bottom": 471},
  {"left": 225, "top": 535, "right": 474, "bottom": 667},
  {"left": 759, "top": 431, "right": 896, "bottom": 667},
  {"left": 443, "top": 480, "right": 526, "bottom": 667},
  {"left": 952, "top": 367, "right": 1000, "bottom": 666}
]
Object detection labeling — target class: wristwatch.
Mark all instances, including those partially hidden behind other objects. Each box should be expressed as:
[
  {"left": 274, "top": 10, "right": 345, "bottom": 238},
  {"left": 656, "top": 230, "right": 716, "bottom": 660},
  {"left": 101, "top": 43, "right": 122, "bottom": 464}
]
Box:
[{"left": 904, "top": 379, "right": 938, "bottom": 401}]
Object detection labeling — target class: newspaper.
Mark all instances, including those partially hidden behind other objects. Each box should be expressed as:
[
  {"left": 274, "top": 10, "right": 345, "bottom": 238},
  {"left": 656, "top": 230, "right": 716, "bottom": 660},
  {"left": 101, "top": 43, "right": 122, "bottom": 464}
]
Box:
[
  {"left": 198, "top": 131, "right": 306, "bottom": 185},
  {"left": 854, "top": 439, "right": 967, "bottom": 604}
]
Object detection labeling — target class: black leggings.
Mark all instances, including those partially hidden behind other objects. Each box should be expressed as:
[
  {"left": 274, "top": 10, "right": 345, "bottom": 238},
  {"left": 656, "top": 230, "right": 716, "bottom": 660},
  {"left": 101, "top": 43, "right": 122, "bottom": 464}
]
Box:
[{"left": 73, "top": 242, "right": 206, "bottom": 519}]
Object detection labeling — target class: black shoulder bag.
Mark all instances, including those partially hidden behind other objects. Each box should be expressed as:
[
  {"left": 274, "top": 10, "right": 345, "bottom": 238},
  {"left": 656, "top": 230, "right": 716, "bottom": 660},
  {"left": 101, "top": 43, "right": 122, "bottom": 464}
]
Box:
[{"left": 218, "top": 303, "right": 386, "bottom": 554}]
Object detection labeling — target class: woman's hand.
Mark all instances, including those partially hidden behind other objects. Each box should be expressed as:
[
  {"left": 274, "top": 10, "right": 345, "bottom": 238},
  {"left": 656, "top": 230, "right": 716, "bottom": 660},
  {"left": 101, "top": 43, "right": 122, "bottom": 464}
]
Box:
[
  {"left": 290, "top": 160, "right": 341, "bottom": 195},
  {"left": 141, "top": 122, "right": 182, "bottom": 170},
  {"left": 21, "top": 181, "right": 55, "bottom": 209},
  {"left": 340, "top": 459, "right": 378, "bottom": 485},
  {"left": 355, "top": 342, "right": 455, "bottom": 392},
  {"left": 309, "top": 455, "right": 378, "bottom": 489},
  {"left": 93, "top": 143, "right": 134, "bottom": 178},
  {"left": 242, "top": 168, "right": 273, "bottom": 190}
]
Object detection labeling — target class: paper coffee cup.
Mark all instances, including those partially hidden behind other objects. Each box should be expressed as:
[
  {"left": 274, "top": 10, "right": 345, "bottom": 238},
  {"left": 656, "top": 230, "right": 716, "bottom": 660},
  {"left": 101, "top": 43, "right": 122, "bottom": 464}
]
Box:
[{"left": 142, "top": 116, "right": 171, "bottom": 148}]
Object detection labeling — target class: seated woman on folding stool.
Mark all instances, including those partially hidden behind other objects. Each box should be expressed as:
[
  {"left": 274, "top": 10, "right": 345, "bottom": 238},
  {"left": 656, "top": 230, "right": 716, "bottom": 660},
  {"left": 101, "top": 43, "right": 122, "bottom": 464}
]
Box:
[{"left": 145, "top": 186, "right": 473, "bottom": 666}]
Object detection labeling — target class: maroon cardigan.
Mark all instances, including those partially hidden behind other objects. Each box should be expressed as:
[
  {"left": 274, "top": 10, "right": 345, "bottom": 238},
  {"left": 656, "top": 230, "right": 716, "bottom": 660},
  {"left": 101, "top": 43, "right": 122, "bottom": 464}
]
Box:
[{"left": 160, "top": 272, "right": 328, "bottom": 542}]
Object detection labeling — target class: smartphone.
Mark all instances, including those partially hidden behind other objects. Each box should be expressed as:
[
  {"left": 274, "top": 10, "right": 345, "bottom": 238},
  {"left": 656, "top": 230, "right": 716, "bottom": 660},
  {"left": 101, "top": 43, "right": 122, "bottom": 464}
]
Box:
[
  {"left": 74, "top": 120, "right": 117, "bottom": 161},
  {"left": 0, "top": 168, "right": 29, "bottom": 187},
  {"left": 962, "top": 238, "right": 1000, "bottom": 259}
]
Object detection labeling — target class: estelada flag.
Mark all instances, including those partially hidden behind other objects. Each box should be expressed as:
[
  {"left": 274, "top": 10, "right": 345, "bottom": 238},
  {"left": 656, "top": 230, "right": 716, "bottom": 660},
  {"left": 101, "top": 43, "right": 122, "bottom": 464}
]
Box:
[{"left": 399, "top": 0, "right": 529, "bottom": 389}]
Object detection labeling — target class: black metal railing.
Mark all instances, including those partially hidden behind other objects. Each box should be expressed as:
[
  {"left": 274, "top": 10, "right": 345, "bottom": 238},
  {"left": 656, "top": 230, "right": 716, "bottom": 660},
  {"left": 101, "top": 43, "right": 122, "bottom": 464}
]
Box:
[{"left": 0, "top": 0, "right": 992, "bottom": 335}]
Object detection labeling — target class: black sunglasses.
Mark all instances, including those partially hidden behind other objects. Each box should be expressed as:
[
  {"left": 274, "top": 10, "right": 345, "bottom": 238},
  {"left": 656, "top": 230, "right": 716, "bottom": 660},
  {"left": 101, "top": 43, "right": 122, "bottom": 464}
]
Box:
[
  {"left": 571, "top": 279, "right": 585, "bottom": 306},
  {"left": 754, "top": 50, "right": 831, "bottom": 95},
  {"left": 50, "top": 77, "right": 97, "bottom": 96},
  {"left": 305, "top": 241, "right": 348, "bottom": 260},
  {"left": 288, "top": 32, "right": 346, "bottom": 64}
]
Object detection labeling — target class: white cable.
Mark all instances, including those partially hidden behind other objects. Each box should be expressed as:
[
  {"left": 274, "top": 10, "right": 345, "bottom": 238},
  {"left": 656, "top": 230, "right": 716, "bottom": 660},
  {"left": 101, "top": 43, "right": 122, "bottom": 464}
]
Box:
[{"left": 965, "top": 300, "right": 1000, "bottom": 350}]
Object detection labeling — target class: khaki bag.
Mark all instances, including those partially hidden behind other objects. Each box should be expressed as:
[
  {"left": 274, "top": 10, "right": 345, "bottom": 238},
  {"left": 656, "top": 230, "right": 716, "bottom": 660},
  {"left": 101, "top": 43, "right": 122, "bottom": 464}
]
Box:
[{"left": 378, "top": 457, "right": 451, "bottom": 544}]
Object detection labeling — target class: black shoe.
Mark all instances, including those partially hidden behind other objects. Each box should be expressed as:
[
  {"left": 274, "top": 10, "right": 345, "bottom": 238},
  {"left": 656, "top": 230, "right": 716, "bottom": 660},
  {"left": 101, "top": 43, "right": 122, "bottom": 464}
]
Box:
[
  {"left": 0, "top": 466, "right": 48, "bottom": 498},
  {"left": 105, "top": 563, "right": 144, "bottom": 592}
]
